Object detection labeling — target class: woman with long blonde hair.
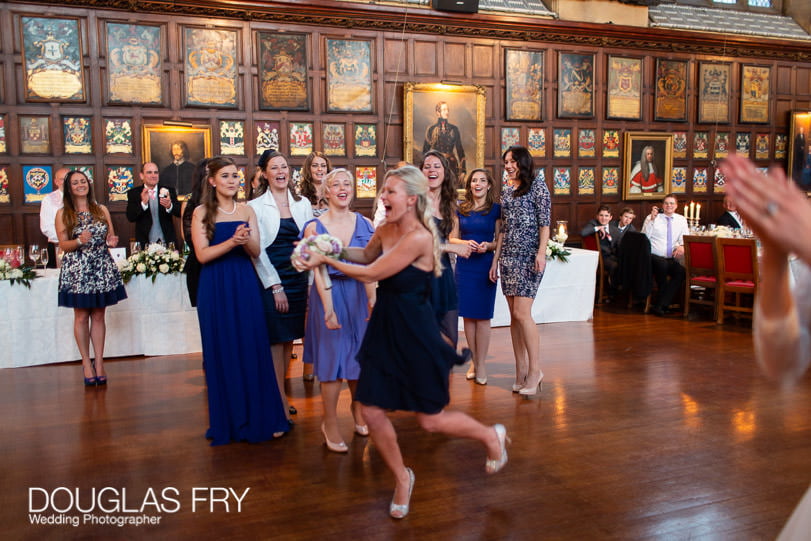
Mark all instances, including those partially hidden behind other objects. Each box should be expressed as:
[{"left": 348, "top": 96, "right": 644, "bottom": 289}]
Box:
[{"left": 295, "top": 165, "right": 508, "bottom": 519}]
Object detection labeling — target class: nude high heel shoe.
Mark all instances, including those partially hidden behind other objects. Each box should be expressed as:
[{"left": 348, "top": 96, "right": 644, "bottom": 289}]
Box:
[
  {"left": 518, "top": 372, "right": 544, "bottom": 396},
  {"left": 321, "top": 423, "right": 348, "bottom": 453},
  {"left": 485, "top": 424, "right": 510, "bottom": 474},
  {"left": 466, "top": 363, "right": 476, "bottom": 380}
]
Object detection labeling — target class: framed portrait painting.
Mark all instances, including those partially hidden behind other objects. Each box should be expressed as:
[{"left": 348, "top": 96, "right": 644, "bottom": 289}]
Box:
[
  {"left": 326, "top": 39, "right": 372, "bottom": 113},
  {"left": 558, "top": 53, "right": 594, "bottom": 119},
  {"left": 698, "top": 63, "right": 730, "bottom": 124},
  {"left": 142, "top": 124, "right": 212, "bottom": 198},
  {"left": 788, "top": 111, "right": 811, "bottom": 189},
  {"left": 106, "top": 23, "right": 162, "bottom": 105},
  {"left": 505, "top": 49, "right": 543, "bottom": 121},
  {"left": 183, "top": 27, "right": 238, "bottom": 108},
  {"left": 403, "top": 82, "right": 485, "bottom": 180},
  {"left": 21, "top": 17, "right": 85, "bottom": 102},
  {"left": 622, "top": 131, "right": 673, "bottom": 200},
  {"left": 740, "top": 65, "right": 770, "bottom": 124},
  {"left": 257, "top": 32, "right": 308, "bottom": 111},
  {"left": 606, "top": 56, "right": 642, "bottom": 121},
  {"left": 654, "top": 59, "right": 688, "bottom": 122}
]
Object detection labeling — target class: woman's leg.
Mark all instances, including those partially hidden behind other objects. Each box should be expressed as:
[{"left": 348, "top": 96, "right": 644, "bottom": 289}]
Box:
[
  {"left": 271, "top": 342, "right": 291, "bottom": 419},
  {"left": 320, "top": 380, "right": 344, "bottom": 444},
  {"left": 511, "top": 296, "right": 543, "bottom": 390},
  {"left": 89, "top": 308, "right": 107, "bottom": 377},
  {"left": 361, "top": 405, "right": 411, "bottom": 507},
  {"left": 506, "top": 296, "right": 528, "bottom": 387},
  {"left": 73, "top": 308, "right": 93, "bottom": 378},
  {"left": 416, "top": 409, "right": 502, "bottom": 464},
  {"left": 473, "top": 319, "right": 491, "bottom": 382},
  {"left": 463, "top": 318, "right": 477, "bottom": 379},
  {"left": 347, "top": 380, "right": 367, "bottom": 430}
]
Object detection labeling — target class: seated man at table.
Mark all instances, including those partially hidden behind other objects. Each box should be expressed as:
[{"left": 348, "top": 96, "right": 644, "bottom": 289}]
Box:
[
  {"left": 611, "top": 207, "right": 637, "bottom": 246},
  {"left": 126, "top": 162, "right": 180, "bottom": 246},
  {"left": 716, "top": 196, "right": 743, "bottom": 229},
  {"left": 642, "top": 194, "right": 688, "bottom": 316},
  {"left": 580, "top": 205, "right": 621, "bottom": 281}
]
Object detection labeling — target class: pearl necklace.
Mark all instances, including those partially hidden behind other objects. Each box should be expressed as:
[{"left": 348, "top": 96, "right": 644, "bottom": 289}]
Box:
[{"left": 218, "top": 201, "right": 237, "bottom": 215}]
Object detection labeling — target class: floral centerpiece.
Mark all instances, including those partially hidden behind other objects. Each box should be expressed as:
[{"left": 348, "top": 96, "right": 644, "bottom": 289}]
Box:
[
  {"left": 0, "top": 253, "right": 37, "bottom": 288},
  {"left": 118, "top": 243, "right": 184, "bottom": 283},
  {"left": 546, "top": 239, "right": 571, "bottom": 263},
  {"left": 291, "top": 233, "right": 343, "bottom": 288}
]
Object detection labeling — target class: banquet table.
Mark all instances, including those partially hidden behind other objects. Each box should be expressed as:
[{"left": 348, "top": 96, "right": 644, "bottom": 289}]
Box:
[
  {"left": 0, "top": 270, "right": 201, "bottom": 369},
  {"left": 469, "top": 247, "right": 598, "bottom": 328}
]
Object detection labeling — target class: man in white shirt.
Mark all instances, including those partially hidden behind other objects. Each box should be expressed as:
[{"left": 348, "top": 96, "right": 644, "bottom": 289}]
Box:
[
  {"left": 642, "top": 194, "right": 688, "bottom": 316},
  {"left": 39, "top": 167, "right": 69, "bottom": 268}
]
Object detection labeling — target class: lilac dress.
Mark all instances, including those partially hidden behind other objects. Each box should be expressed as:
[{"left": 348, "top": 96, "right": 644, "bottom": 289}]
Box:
[{"left": 303, "top": 214, "right": 374, "bottom": 382}]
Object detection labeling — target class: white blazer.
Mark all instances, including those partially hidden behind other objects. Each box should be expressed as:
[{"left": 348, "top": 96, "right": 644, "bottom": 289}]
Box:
[{"left": 248, "top": 189, "right": 313, "bottom": 289}]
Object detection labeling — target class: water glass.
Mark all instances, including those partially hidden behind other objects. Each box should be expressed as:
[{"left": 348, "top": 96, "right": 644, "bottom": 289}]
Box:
[
  {"left": 168, "top": 242, "right": 176, "bottom": 252},
  {"left": 16, "top": 245, "right": 24, "bottom": 262},
  {"left": 40, "top": 248, "right": 49, "bottom": 270},
  {"left": 130, "top": 241, "right": 141, "bottom": 255},
  {"left": 29, "top": 244, "right": 40, "bottom": 266}
]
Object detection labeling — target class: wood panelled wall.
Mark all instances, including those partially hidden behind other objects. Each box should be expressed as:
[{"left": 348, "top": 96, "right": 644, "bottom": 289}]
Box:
[{"left": 1, "top": 1, "right": 810, "bottom": 247}]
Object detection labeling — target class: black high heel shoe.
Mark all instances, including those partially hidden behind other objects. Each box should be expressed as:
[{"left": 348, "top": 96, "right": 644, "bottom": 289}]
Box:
[{"left": 96, "top": 375, "right": 107, "bottom": 386}]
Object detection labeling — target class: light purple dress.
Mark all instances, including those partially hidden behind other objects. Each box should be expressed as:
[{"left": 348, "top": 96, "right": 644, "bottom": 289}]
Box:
[{"left": 303, "top": 214, "right": 374, "bottom": 381}]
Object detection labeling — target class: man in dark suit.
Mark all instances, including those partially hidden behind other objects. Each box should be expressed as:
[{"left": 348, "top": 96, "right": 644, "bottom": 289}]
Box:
[
  {"left": 126, "top": 162, "right": 180, "bottom": 246},
  {"left": 716, "top": 196, "right": 743, "bottom": 229},
  {"left": 610, "top": 207, "right": 637, "bottom": 247},
  {"left": 581, "top": 205, "right": 622, "bottom": 280}
]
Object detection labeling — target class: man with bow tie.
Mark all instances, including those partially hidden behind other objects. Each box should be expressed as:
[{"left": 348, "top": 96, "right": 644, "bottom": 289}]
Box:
[{"left": 126, "top": 162, "right": 180, "bottom": 246}]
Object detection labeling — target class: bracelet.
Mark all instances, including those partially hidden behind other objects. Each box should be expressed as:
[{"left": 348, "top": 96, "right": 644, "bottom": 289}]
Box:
[
  {"left": 272, "top": 286, "right": 284, "bottom": 295},
  {"left": 76, "top": 238, "right": 83, "bottom": 247}
]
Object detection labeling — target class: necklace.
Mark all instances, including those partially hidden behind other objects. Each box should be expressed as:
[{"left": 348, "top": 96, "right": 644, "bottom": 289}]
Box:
[{"left": 218, "top": 201, "right": 237, "bottom": 215}]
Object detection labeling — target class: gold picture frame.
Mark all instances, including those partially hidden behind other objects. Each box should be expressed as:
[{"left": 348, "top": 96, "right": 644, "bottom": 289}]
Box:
[
  {"left": 622, "top": 131, "right": 673, "bottom": 200},
  {"left": 403, "top": 82, "right": 485, "bottom": 181},
  {"left": 789, "top": 111, "right": 811, "bottom": 190},
  {"left": 142, "top": 124, "right": 212, "bottom": 199}
]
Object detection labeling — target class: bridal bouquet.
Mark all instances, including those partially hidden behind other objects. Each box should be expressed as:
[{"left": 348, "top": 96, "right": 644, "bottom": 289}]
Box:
[
  {"left": 118, "top": 243, "right": 184, "bottom": 283},
  {"left": 291, "top": 233, "right": 343, "bottom": 289},
  {"left": 546, "top": 240, "right": 571, "bottom": 263}
]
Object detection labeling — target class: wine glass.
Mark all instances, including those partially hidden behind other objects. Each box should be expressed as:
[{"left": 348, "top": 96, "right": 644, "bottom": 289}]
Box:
[
  {"left": 15, "top": 245, "right": 24, "bottom": 263},
  {"left": 130, "top": 241, "right": 141, "bottom": 256},
  {"left": 168, "top": 242, "right": 176, "bottom": 252},
  {"left": 40, "top": 248, "right": 49, "bottom": 270},
  {"left": 29, "top": 244, "right": 40, "bottom": 267}
]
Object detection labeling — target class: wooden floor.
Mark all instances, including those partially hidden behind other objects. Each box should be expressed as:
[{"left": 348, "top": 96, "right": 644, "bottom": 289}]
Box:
[{"left": 3, "top": 305, "right": 811, "bottom": 540}]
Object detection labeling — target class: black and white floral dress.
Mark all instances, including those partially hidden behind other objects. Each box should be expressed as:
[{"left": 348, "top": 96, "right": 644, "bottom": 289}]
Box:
[{"left": 58, "top": 211, "right": 127, "bottom": 309}]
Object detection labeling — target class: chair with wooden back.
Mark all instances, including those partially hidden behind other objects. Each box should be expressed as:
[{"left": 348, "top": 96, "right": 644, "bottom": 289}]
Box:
[
  {"left": 582, "top": 232, "right": 609, "bottom": 304},
  {"left": 715, "top": 237, "right": 758, "bottom": 325},
  {"left": 682, "top": 235, "right": 719, "bottom": 319}
]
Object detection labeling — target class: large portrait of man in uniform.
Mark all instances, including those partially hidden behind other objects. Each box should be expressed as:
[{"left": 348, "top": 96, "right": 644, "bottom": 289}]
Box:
[{"left": 403, "top": 82, "right": 485, "bottom": 183}]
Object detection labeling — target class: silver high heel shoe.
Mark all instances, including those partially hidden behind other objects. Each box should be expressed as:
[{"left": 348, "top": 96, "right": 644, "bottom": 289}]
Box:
[
  {"left": 485, "top": 424, "right": 510, "bottom": 474},
  {"left": 389, "top": 467, "right": 415, "bottom": 519},
  {"left": 518, "top": 372, "right": 544, "bottom": 396}
]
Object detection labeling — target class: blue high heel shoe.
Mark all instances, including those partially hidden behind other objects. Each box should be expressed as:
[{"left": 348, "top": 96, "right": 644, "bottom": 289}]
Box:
[
  {"left": 96, "top": 375, "right": 107, "bottom": 386},
  {"left": 84, "top": 376, "right": 97, "bottom": 387}
]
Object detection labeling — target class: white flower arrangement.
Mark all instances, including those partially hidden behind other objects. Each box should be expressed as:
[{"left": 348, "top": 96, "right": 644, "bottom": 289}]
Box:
[
  {"left": 119, "top": 243, "right": 185, "bottom": 283},
  {"left": 545, "top": 239, "right": 571, "bottom": 263}
]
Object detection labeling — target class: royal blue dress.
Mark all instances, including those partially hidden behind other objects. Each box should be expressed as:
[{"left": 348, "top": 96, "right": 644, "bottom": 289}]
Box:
[
  {"left": 356, "top": 265, "right": 466, "bottom": 414},
  {"left": 431, "top": 217, "right": 459, "bottom": 345},
  {"left": 58, "top": 211, "right": 127, "bottom": 308},
  {"left": 455, "top": 203, "right": 501, "bottom": 320},
  {"left": 196, "top": 221, "right": 289, "bottom": 445},
  {"left": 303, "top": 214, "right": 374, "bottom": 382},
  {"left": 262, "top": 217, "right": 308, "bottom": 344}
]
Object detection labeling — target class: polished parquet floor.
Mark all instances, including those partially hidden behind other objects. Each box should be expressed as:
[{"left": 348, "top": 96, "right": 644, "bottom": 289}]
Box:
[{"left": 3, "top": 305, "right": 810, "bottom": 540}]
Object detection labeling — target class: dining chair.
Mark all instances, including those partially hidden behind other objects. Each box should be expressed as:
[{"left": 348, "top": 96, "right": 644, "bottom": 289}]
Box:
[
  {"left": 682, "top": 235, "right": 719, "bottom": 319},
  {"left": 715, "top": 237, "right": 759, "bottom": 325},
  {"left": 582, "top": 232, "right": 609, "bottom": 304}
]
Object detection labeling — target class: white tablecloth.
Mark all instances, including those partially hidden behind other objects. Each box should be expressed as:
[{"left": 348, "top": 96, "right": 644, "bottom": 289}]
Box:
[
  {"left": 0, "top": 270, "right": 201, "bottom": 369},
  {"left": 468, "top": 247, "right": 598, "bottom": 328}
]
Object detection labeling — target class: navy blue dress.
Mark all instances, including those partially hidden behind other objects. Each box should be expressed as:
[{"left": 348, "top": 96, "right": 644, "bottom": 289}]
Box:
[
  {"left": 58, "top": 212, "right": 127, "bottom": 309},
  {"left": 356, "top": 265, "right": 466, "bottom": 414},
  {"left": 197, "top": 221, "right": 289, "bottom": 445},
  {"left": 431, "top": 217, "right": 459, "bottom": 345},
  {"left": 455, "top": 204, "right": 501, "bottom": 319},
  {"left": 262, "top": 217, "right": 308, "bottom": 344}
]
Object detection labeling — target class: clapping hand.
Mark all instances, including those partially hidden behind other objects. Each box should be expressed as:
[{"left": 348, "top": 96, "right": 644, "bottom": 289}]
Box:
[{"left": 231, "top": 223, "right": 250, "bottom": 245}]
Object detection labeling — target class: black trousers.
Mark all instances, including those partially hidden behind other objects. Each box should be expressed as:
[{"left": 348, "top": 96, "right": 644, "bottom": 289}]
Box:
[
  {"left": 46, "top": 242, "right": 58, "bottom": 269},
  {"left": 650, "top": 255, "right": 685, "bottom": 310}
]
